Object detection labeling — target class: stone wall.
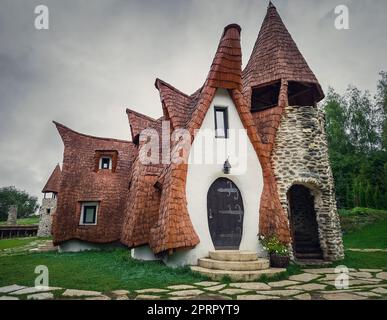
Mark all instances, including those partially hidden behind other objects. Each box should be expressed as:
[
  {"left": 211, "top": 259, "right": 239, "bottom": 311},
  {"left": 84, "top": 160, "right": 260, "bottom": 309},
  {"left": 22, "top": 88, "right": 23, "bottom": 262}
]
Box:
[
  {"left": 271, "top": 105, "right": 344, "bottom": 261},
  {"left": 37, "top": 198, "right": 57, "bottom": 237},
  {"left": 7, "top": 205, "right": 17, "bottom": 225}
]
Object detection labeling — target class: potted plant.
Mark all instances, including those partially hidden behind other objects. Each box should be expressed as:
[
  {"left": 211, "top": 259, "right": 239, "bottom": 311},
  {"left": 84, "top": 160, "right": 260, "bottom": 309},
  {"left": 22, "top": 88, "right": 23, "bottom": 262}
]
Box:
[{"left": 260, "top": 234, "right": 290, "bottom": 268}]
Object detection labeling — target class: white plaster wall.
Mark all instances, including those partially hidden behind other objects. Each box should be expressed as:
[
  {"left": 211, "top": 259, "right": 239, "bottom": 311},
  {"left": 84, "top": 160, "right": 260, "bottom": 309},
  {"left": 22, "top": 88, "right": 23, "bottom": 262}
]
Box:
[
  {"left": 131, "top": 245, "right": 159, "bottom": 261},
  {"left": 165, "top": 89, "right": 264, "bottom": 266},
  {"left": 58, "top": 240, "right": 123, "bottom": 253}
]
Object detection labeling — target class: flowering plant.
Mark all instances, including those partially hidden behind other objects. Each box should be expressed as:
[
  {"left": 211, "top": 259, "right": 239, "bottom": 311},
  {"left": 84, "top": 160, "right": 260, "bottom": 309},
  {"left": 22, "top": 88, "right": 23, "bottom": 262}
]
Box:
[{"left": 259, "top": 234, "right": 289, "bottom": 256}]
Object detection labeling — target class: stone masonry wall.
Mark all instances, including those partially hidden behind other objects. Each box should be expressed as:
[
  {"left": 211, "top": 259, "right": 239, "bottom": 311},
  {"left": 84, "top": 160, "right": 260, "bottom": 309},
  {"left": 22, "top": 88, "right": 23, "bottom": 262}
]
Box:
[
  {"left": 7, "top": 205, "right": 17, "bottom": 225},
  {"left": 37, "top": 198, "right": 57, "bottom": 237},
  {"left": 271, "top": 105, "right": 344, "bottom": 261}
]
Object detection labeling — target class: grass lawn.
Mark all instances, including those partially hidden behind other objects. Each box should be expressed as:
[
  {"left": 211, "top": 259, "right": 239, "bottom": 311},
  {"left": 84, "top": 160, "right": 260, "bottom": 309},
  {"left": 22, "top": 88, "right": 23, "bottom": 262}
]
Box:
[
  {"left": 333, "top": 250, "right": 387, "bottom": 269},
  {"left": 339, "top": 207, "right": 387, "bottom": 249},
  {"left": 0, "top": 249, "right": 209, "bottom": 292},
  {"left": 0, "top": 216, "right": 39, "bottom": 225},
  {"left": 0, "top": 237, "right": 40, "bottom": 250}
]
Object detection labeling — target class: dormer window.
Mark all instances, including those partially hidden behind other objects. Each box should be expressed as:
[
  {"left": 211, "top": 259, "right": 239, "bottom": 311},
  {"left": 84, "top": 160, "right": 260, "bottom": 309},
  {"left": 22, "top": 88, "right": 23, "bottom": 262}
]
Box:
[
  {"left": 214, "top": 107, "right": 229, "bottom": 138},
  {"left": 94, "top": 151, "right": 118, "bottom": 172},
  {"left": 100, "top": 157, "right": 112, "bottom": 170},
  {"left": 251, "top": 81, "right": 281, "bottom": 112}
]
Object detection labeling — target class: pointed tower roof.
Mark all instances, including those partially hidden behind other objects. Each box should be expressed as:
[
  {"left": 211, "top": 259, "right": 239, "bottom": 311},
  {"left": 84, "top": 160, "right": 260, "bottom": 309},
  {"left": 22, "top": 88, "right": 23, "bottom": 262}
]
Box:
[
  {"left": 42, "top": 164, "right": 61, "bottom": 194},
  {"left": 204, "top": 23, "right": 242, "bottom": 91},
  {"left": 243, "top": 2, "right": 324, "bottom": 102}
]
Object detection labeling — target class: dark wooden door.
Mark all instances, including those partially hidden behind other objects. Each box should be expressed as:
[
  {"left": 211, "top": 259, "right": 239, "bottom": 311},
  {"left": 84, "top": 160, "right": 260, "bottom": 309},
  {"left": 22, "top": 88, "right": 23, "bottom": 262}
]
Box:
[{"left": 207, "top": 178, "right": 244, "bottom": 250}]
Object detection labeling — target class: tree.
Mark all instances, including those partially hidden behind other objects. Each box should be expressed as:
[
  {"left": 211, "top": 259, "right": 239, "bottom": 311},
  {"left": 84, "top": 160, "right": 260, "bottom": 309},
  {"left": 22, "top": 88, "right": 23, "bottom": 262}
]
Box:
[
  {"left": 0, "top": 186, "right": 39, "bottom": 221},
  {"left": 376, "top": 71, "right": 387, "bottom": 150},
  {"left": 323, "top": 73, "right": 387, "bottom": 210}
]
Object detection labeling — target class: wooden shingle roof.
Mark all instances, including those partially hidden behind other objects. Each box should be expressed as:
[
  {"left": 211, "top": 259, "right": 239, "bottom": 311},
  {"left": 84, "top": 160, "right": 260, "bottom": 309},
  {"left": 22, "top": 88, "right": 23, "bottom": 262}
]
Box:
[
  {"left": 42, "top": 164, "right": 61, "bottom": 194},
  {"left": 243, "top": 2, "right": 324, "bottom": 102}
]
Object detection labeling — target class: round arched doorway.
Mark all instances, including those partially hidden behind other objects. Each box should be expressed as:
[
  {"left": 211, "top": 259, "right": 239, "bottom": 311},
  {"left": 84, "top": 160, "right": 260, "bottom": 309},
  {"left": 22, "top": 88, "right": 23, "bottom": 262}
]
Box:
[{"left": 207, "top": 178, "right": 244, "bottom": 250}]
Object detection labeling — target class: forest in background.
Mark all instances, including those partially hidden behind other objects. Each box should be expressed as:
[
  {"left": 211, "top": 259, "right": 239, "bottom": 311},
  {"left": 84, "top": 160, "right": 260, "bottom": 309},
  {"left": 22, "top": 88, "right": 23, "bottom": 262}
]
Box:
[{"left": 323, "top": 71, "right": 387, "bottom": 209}]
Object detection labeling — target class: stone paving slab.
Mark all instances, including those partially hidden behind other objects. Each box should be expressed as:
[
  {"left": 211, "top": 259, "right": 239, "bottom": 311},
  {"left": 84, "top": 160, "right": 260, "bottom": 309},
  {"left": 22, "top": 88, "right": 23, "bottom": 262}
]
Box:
[
  {"left": 11, "top": 286, "right": 62, "bottom": 295},
  {"left": 349, "top": 272, "right": 373, "bottom": 278},
  {"left": 135, "top": 288, "right": 169, "bottom": 294},
  {"left": 111, "top": 290, "right": 129, "bottom": 295},
  {"left": 237, "top": 294, "right": 279, "bottom": 300},
  {"left": 289, "top": 273, "right": 322, "bottom": 282},
  {"left": 354, "top": 291, "right": 381, "bottom": 298},
  {"left": 256, "top": 289, "right": 302, "bottom": 297},
  {"left": 0, "top": 284, "right": 27, "bottom": 294},
  {"left": 302, "top": 268, "right": 355, "bottom": 274},
  {"left": 194, "top": 281, "right": 220, "bottom": 287},
  {"left": 376, "top": 272, "right": 387, "bottom": 280},
  {"left": 27, "top": 292, "right": 54, "bottom": 300},
  {"left": 268, "top": 280, "right": 299, "bottom": 288},
  {"left": 293, "top": 293, "right": 312, "bottom": 300},
  {"left": 359, "top": 269, "right": 383, "bottom": 273},
  {"left": 289, "top": 283, "right": 327, "bottom": 291},
  {"left": 62, "top": 289, "right": 102, "bottom": 297},
  {"left": 219, "top": 288, "right": 250, "bottom": 295},
  {"left": 371, "top": 287, "right": 387, "bottom": 294},
  {"left": 321, "top": 292, "right": 365, "bottom": 300},
  {"left": 322, "top": 279, "right": 381, "bottom": 287},
  {"left": 169, "top": 296, "right": 196, "bottom": 300},
  {"left": 167, "top": 285, "right": 196, "bottom": 290},
  {"left": 204, "top": 284, "right": 227, "bottom": 292},
  {"left": 229, "top": 282, "right": 271, "bottom": 290},
  {"left": 85, "top": 295, "right": 111, "bottom": 300},
  {"left": 135, "top": 294, "right": 161, "bottom": 300},
  {"left": 168, "top": 289, "right": 204, "bottom": 297},
  {"left": 0, "top": 296, "right": 19, "bottom": 300}
]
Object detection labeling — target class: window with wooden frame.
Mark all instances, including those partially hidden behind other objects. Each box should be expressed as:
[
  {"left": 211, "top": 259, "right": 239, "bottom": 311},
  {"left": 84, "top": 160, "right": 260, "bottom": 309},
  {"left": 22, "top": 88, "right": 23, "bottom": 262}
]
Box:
[
  {"left": 79, "top": 202, "right": 99, "bottom": 225},
  {"left": 214, "top": 107, "right": 229, "bottom": 138},
  {"left": 94, "top": 150, "right": 118, "bottom": 172}
]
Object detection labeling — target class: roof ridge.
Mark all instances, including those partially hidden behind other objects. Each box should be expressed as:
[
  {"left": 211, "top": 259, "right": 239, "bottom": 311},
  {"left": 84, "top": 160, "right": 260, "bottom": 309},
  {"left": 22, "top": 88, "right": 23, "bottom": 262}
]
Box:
[
  {"left": 53, "top": 121, "right": 133, "bottom": 144},
  {"left": 125, "top": 108, "right": 158, "bottom": 122},
  {"left": 155, "top": 78, "right": 190, "bottom": 98}
]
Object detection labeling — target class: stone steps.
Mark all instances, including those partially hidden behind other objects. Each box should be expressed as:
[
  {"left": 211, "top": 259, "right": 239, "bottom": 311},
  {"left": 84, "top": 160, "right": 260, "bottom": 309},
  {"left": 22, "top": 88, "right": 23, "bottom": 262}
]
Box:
[
  {"left": 209, "top": 250, "right": 258, "bottom": 262},
  {"left": 191, "top": 266, "right": 286, "bottom": 282},
  {"left": 191, "top": 250, "right": 285, "bottom": 282},
  {"left": 198, "top": 258, "right": 269, "bottom": 271}
]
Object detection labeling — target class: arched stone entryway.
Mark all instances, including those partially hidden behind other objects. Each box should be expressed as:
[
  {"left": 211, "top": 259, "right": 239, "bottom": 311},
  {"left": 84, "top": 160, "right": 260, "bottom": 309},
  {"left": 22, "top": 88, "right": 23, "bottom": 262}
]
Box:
[{"left": 287, "top": 185, "right": 323, "bottom": 260}]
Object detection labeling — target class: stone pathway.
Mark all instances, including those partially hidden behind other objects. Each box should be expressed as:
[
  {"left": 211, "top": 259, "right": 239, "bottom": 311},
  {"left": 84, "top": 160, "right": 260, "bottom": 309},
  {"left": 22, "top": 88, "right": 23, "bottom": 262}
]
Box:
[{"left": 0, "top": 267, "right": 386, "bottom": 300}]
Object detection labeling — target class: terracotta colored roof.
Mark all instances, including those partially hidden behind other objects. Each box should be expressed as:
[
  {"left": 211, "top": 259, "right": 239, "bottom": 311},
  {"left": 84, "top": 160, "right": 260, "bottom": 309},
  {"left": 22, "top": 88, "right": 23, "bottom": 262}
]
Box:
[
  {"left": 243, "top": 2, "right": 324, "bottom": 102},
  {"left": 52, "top": 121, "right": 138, "bottom": 245},
  {"left": 126, "top": 109, "right": 161, "bottom": 141},
  {"left": 42, "top": 164, "right": 61, "bottom": 194}
]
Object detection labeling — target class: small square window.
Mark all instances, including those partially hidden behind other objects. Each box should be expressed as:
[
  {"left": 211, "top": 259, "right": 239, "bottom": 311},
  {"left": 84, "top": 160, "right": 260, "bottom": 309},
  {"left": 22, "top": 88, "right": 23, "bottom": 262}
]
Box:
[
  {"left": 46, "top": 208, "right": 51, "bottom": 214},
  {"left": 80, "top": 202, "right": 98, "bottom": 225},
  {"left": 214, "top": 107, "right": 229, "bottom": 138},
  {"left": 100, "top": 157, "right": 112, "bottom": 170}
]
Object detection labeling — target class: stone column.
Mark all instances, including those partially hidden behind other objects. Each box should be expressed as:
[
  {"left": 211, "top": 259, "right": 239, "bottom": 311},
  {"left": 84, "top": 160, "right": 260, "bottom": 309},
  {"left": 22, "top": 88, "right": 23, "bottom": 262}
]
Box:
[{"left": 7, "top": 205, "right": 17, "bottom": 225}]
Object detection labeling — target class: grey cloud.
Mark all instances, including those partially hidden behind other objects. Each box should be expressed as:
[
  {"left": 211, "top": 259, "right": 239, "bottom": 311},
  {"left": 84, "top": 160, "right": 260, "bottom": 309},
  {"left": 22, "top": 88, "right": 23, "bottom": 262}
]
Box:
[{"left": 0, "top": 0, "right": 386, "bottom": 202}]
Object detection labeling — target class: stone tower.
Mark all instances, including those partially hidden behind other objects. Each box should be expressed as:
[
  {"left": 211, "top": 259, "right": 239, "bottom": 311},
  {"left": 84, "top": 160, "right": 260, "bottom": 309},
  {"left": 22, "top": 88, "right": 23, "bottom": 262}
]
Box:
[
  {"left": 243, "top": 3, "right": 344, "bottom": 261},
  {"left": 38, "top": 164, "right": 61, "bottom": 237}
]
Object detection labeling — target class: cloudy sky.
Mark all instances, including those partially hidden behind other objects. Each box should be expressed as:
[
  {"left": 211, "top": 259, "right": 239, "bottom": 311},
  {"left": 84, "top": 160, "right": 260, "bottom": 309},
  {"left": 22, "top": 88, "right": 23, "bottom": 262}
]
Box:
[{"left": 0, "top": 0, "right": 386, "bottom": 202}]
